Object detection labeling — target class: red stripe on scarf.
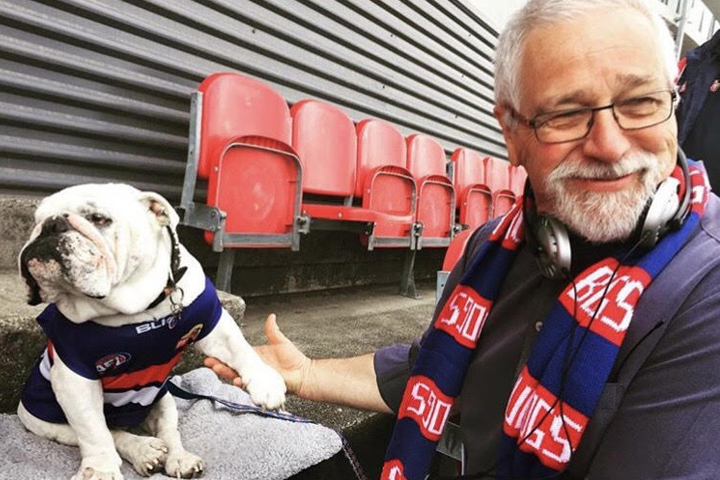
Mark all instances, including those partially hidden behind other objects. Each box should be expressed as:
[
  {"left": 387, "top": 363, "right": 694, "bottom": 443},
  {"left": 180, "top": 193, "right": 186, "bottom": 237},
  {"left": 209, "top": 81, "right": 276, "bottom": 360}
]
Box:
[
  {"left": 501, "top": 203, "right": 525, "bottom": 251},
  {"left": 489, "top": 203, "right": 524, "bottom": 251},
  {"left": 559, "top": 258, "right": 651, "bottom": 346},
  {"left": 434, "top": 285, "right": 493, "bottom": 349},
  {"left": 689, "top": 166, "right": 710, "bottom": 215},
  {"left": 398, "top": 375, "right": 455, "bottom": 441},
  {"left": 381, "top": 459, "right": 408, "bottom": 480},
  {"left": 504, "top": 366, "right": 588, "bottom": 471}
]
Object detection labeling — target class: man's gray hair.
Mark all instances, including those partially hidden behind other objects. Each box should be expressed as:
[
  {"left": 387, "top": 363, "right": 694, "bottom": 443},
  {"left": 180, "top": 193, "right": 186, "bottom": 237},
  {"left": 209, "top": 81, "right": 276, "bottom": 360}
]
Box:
[{"left": 494, "top": 0, "right": 678, "bottom": 113}]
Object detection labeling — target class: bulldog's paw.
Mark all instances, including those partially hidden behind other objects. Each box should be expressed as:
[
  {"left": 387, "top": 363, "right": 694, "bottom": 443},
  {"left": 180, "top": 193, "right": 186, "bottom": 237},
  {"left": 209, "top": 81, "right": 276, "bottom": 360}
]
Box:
[
  {"left": 71, "top": 468, "right": 122, "bottom": 480},
  {"left": 244, "top": 363, "right": 287, "bottom": 410},
  {"left": 165, "top": 450, "right": 204, "bottom": 479},
  {"left": 123, "top": 435, "right": 168, "bottom": 476},
  {"left": 72, "top": 454, "right": 123, "bottom": 480}
]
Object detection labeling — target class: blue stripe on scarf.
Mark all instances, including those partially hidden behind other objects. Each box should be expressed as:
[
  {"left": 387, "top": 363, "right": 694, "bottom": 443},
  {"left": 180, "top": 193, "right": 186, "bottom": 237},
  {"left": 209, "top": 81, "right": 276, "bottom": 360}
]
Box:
[
  {"left": 497, "top": 437, "right": 559, "bottom": 480},
  {"left": 525, "top": 307, "right": 617, "bottom": 416},
  {"left": 385, "top": 419, "right": 438, "bottom": 480},
  {"left": 411, "top": 343, "right": 474, "bottom": 397},
  {"left": 463, "top": 246, "right": 518, "bottom": 300}
]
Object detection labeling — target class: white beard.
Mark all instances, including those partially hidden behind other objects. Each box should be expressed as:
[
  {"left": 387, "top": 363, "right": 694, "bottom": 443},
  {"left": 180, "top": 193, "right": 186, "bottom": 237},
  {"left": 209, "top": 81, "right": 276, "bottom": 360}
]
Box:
[{"left": 545, "top": 150, "right": 661, "bottom": 243}]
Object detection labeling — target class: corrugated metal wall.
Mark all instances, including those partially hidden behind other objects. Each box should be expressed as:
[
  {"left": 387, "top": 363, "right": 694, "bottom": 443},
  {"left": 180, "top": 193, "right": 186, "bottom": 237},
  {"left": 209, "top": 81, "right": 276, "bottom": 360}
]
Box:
[{"left": 0, "top": 0, "right": 504, "bottom": 201}]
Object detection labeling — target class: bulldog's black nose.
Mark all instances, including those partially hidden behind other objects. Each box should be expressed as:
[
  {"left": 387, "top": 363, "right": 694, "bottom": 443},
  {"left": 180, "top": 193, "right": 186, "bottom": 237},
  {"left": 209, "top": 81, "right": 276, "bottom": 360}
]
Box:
[{"left": 41, "top": 215, "right": 70, "bottom": 236}]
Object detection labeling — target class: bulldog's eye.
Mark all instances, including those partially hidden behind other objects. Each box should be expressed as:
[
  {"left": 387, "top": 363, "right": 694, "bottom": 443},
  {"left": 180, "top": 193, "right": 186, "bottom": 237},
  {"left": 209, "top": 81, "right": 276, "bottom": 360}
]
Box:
[{"left": 87, "top": 213, "right": 112, "bottom": 227}]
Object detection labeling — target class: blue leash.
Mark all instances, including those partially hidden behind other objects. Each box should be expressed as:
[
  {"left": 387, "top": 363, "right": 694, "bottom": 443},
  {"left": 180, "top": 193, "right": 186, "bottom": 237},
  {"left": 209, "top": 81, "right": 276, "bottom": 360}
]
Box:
[{"left": 168, "top": 381, "right": 368, "bottom": 480}]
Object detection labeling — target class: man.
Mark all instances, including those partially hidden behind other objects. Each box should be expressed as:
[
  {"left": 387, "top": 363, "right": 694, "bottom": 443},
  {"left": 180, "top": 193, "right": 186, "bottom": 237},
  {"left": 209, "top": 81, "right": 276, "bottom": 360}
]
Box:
[
  {"left": 677, "top": 28, "right": 720, "bottom": 186},
  {"left": 208, "top": 0, "right": 720, "bottom": 478}
]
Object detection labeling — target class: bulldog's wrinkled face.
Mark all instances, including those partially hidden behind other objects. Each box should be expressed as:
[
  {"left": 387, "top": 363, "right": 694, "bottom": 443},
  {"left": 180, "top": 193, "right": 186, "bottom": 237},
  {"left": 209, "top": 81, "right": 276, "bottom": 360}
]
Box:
[{"left": 19, "top": 183, "right": 177, "bottom": 307}]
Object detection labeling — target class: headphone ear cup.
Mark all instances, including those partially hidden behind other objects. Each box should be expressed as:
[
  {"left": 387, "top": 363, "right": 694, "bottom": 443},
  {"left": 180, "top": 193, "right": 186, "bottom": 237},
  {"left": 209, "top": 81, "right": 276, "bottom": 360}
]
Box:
[
  {"left": 638, "top": 177, "right": 680, "bottom": 248},
  {"left": 533, "top": 214, "right": 572, "bottom": 279}
]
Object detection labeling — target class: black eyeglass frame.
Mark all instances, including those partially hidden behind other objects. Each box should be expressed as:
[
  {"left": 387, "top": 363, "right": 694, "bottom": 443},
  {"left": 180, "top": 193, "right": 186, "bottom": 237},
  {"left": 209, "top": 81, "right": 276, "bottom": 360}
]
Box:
[{"left": 513, "top": 89, "right": 679, "bottom": 144}]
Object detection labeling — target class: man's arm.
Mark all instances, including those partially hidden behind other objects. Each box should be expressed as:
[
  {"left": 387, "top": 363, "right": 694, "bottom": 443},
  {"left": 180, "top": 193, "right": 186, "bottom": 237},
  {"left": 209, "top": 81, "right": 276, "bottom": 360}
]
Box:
[
  {"left": 204, "top": 314, "right": 392, "bottom": 413},
  {"left": 300, "top": 355, "right": 392, "bottom": 413},
  {"left": 206, "top": 223, "right": 495, "bottom": 414}
]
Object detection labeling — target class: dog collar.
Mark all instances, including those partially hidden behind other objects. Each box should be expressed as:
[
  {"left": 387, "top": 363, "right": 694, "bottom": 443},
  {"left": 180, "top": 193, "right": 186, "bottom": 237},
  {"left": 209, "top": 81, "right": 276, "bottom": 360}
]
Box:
[{"left": 147, "top": 225, "right": 188, "bottom": 312}]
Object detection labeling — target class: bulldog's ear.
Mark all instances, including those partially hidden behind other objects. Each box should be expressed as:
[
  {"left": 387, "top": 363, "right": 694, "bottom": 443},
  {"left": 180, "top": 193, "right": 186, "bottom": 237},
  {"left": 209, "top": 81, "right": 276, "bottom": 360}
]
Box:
[
  {"left": 19, "top": 260, "right": 42, "bottom": 305},
  {"left": 138, "top": 191, "right": 180, "bottom": 228},
  {"left": 18, "top": 242, "right": 42, "bottom": 305}
]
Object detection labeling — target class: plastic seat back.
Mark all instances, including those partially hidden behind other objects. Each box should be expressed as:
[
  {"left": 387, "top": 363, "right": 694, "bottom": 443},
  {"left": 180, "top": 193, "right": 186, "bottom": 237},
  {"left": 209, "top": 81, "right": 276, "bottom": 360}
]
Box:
[
  {"left": 407, "top": 134, "right": 454, "bottom": 245},
  {"left": 442, "top": 228, "right": 473, "bottom": 271},
  {"left": 407, "top": 133, "right": 447, "bottom": 179},
  {"left": 451, "top": 148, "right": 491, "bottom": 229},
  {"left": 485, "top": 157, "right": 515, "bottom": 218},
  {"left": 291, "top": 99, "right": 356, "bottom": 197},
  {"left": 356, "top": 119, "right": 413, "bottom": 215},
  {"left": 197, "top": 73, "right": 301, "bottom": 247},
  {"left": 197, "top": 72, "right": 292, "bottom": 179}
]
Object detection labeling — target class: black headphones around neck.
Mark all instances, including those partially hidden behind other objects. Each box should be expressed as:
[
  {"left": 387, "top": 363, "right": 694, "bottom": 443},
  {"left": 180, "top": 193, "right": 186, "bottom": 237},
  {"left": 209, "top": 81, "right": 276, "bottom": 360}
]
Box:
[{"left": 523, "top": 148, "right": 692, "bottom": 279}]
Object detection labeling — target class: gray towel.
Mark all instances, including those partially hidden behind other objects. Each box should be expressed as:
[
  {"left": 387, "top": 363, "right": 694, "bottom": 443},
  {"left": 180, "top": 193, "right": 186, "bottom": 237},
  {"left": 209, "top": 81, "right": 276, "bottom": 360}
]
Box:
[{"left": 0, "top": 368, "right": 342, "bottom": 479}]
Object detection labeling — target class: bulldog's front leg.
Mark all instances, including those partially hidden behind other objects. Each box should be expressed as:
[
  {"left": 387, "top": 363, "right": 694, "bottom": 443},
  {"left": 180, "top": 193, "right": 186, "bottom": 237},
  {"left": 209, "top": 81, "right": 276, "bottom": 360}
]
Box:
[
  {"left": 142, "top": 393, "right": 203, "bottom": 479},
  {"left": 51, "top": 354, "right": 123, "bottom": 480},
  {"left": 195, "top": 310, "right": 286, "bottom": 409}
]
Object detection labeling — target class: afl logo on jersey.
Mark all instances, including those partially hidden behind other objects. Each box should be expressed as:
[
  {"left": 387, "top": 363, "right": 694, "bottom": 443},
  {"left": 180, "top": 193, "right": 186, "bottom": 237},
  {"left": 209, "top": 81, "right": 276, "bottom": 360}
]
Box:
[{"left": 95, "top": 352, "right": 132, "bottom": 375}]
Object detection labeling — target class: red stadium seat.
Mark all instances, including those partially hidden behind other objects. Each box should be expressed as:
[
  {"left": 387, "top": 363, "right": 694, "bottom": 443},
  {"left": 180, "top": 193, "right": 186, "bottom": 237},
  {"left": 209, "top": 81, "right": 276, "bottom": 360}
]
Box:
[
  {"left": 355, "top": 119, "right": 417, "bottom": 249},
  {"left": 292, "top": 105, "right": 419, "bottom": 297},
  {"left": 291, "top": 103, "right": 417, "bottom": 250},
  {"left": 291, "top": 99, "right": 376, "bottom": 227},
  {"left": 450, "top": 148, "right": 492, "bottom": 230},
  {"left": 442, "top": 228, "right": 474, "bottom": 272},
  {"left": 195, "top": 73, "right": 292, "bottom": 180},
  {"left": 179, "top": 72, "right": 303, "bottom": 290},
  {"left": 485, "top": 157, "right": 515, "bottom": 218},
  {"left": 436, "top": 228, "right": 474, "bottom": 303},
  {"left": 292, "top": 99, "right": 356, "bottom": 197},
  {"left": 406, "top": 134, "right": 455, "bottom": 248}
]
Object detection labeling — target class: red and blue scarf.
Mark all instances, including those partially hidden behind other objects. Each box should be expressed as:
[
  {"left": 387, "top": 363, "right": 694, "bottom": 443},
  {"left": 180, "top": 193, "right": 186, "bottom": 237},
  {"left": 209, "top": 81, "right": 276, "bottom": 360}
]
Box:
[{"left": 382, "top": 161, "right": 709, "bottom": 480}]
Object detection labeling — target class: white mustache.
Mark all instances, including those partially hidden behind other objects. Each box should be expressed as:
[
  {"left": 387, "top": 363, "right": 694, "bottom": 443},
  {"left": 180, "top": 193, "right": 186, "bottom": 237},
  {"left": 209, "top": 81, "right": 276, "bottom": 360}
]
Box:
[{"left": 549, "top": 150, "right": 657, "bottom": 182}]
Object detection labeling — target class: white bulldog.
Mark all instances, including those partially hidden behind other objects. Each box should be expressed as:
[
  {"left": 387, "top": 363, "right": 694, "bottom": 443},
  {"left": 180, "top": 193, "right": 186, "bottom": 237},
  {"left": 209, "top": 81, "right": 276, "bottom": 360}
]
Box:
[{"left": 17, "top": 183, "right": 286, "bottom": 480}]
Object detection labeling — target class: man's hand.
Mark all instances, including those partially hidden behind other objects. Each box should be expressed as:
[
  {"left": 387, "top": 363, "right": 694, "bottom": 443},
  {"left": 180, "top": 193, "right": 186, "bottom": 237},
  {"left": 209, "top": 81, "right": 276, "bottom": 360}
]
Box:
[
  {"left": 204, "top": 314, "right": 311, "bottom": 396},
  {"left": 206, "top": 314, "right": 390, "bottom": 412}
]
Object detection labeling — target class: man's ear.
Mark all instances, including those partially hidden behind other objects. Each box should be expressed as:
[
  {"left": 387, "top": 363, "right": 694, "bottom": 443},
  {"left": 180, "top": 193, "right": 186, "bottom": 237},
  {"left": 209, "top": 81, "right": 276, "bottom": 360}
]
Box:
[
  {"left": 138, "top": 191, "right": 180, "bottom": 228},
  {"left": 494, "top": 105, "right": 522, "bottom": 167}
]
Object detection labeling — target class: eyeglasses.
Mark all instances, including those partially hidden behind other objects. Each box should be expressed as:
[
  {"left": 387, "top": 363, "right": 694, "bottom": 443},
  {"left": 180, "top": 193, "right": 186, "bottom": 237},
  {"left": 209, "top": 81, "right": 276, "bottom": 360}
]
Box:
[{"left": 514, "top": 90, "right": 678, "bottom": 144}]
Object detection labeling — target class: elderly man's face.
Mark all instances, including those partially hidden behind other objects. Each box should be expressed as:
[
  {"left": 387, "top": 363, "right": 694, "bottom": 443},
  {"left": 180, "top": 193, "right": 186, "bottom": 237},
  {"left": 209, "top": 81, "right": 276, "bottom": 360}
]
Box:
[{"left": 496, "top": 8, "right": 677, "bottom": 242}]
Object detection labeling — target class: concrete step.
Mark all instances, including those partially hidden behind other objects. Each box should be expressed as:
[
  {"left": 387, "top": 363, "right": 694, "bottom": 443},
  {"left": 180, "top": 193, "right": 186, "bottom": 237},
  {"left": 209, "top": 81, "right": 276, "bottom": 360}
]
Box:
[{"left": 0, "top": 195, "right": 39, "bottom": 270}]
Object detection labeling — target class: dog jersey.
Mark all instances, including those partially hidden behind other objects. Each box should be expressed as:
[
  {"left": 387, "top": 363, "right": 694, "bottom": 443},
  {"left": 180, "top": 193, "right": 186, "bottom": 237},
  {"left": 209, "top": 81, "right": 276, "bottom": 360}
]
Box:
[{"left": 21, "top": 276, "right": 222, "bottom": 427}]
